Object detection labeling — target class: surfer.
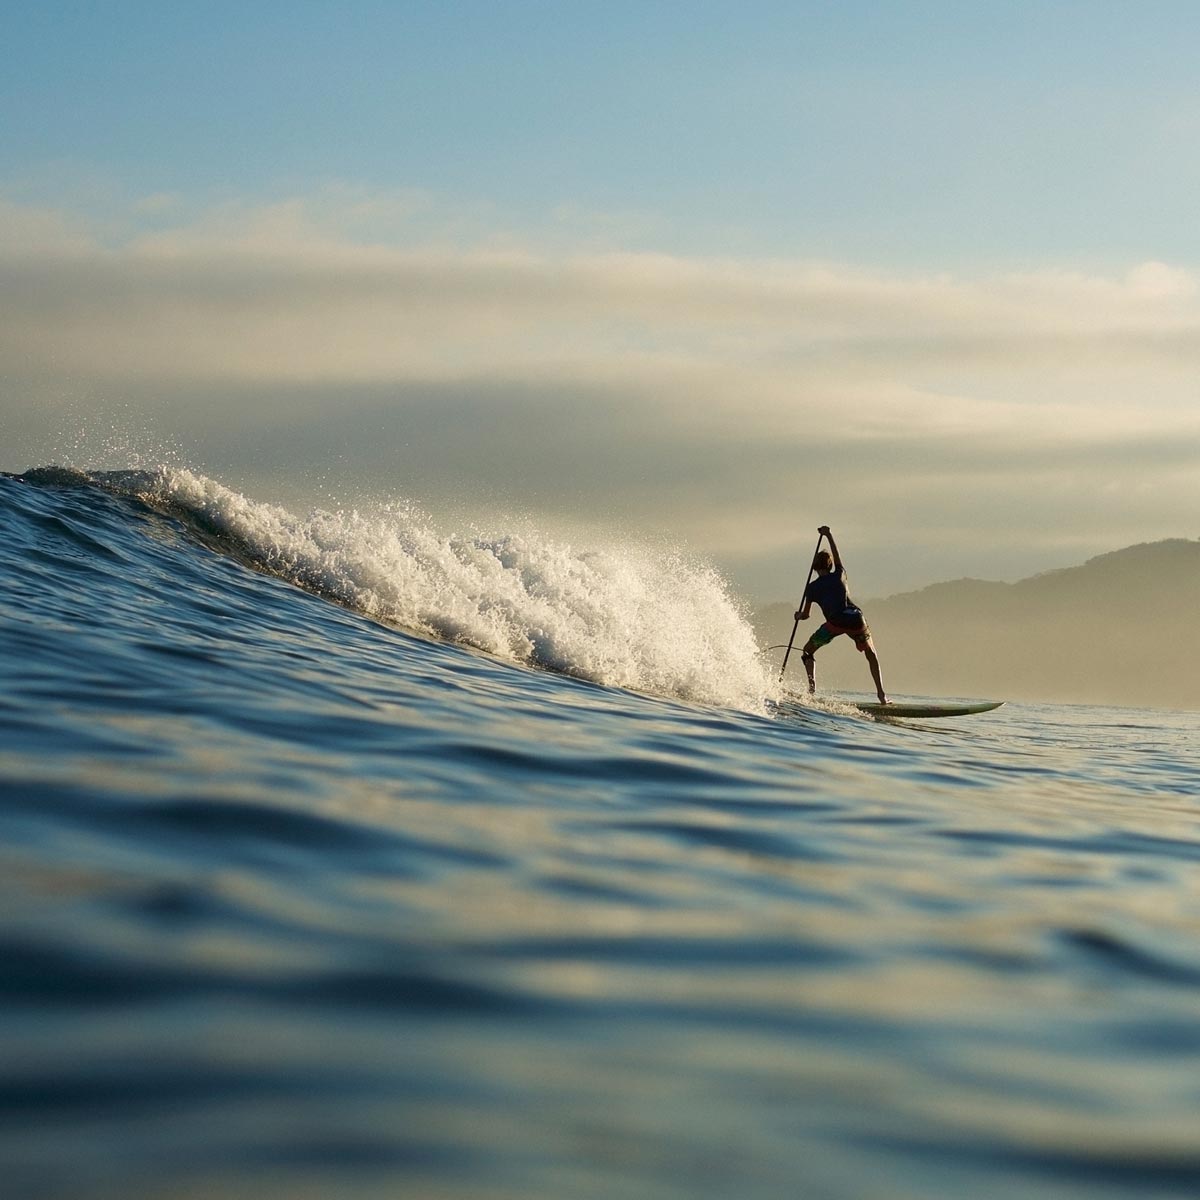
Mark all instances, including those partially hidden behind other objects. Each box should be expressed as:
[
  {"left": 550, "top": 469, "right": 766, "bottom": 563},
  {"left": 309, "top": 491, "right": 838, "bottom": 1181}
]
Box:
[{"left": 795, "top": 526, "right": 888, "bottom": 705}]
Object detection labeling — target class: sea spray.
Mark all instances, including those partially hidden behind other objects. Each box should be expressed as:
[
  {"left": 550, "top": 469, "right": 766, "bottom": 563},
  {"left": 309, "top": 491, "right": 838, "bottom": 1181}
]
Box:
[{"left": 82, "top": 466, "right": 777, "bottom": 710}]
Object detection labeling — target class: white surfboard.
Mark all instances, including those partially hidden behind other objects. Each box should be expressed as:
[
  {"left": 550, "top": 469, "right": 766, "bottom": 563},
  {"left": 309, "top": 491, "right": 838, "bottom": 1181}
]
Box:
[{"left": 853, "top": 700, "right": 1004, "bottom": 718}]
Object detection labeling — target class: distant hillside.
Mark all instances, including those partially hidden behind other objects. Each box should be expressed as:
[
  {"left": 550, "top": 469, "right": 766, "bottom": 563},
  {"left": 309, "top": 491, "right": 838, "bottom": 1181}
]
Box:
[{"left": 754, "top": 539, "right": 1200, "bottom": 710}]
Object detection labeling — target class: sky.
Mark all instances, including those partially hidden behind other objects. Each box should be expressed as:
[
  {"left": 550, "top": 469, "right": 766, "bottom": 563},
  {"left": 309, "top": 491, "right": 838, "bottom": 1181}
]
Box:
[{"left": 3, "top": 1, "right": 1200, "bottom": 601}]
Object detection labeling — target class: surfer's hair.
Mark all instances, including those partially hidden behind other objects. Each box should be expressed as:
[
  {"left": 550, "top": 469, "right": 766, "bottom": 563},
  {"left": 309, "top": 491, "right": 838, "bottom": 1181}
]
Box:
[{"left": 813, "top": 550, "right": 833, "bottom": 572}]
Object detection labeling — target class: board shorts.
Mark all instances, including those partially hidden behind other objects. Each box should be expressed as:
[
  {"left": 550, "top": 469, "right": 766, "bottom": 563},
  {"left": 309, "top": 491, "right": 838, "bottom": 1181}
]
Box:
[{"left": 806, "top": 619, "right": 875, "bottom": 654}]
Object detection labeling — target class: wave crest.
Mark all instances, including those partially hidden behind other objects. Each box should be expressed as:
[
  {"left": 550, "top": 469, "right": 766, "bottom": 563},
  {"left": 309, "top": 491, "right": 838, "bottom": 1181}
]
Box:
[{"left": 85, "top": 466, "right": 775, "bottom": 710}]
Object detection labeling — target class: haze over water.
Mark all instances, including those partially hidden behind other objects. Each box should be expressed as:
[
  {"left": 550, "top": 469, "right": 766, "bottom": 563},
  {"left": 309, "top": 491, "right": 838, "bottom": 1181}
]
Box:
[{"left": 3, "top": 467, "right": 1198, "bottom": 1200}]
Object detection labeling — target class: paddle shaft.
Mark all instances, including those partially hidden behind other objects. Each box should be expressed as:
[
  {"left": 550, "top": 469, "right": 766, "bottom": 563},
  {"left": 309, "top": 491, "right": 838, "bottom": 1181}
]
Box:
[{"left": 778, "top": 531, "right": 826, "bottom": 681}]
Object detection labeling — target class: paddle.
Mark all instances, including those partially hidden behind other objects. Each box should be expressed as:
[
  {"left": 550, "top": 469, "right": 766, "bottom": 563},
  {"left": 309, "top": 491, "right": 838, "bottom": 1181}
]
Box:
[{"left": 778, "top": 530, "right": 826, "bottom": 682}]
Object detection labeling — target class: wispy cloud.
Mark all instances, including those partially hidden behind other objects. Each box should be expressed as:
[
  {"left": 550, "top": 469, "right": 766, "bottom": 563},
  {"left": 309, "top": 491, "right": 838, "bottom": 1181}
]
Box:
[{"left": 6, "top": 191, "right": 1200, "bottom": 377}]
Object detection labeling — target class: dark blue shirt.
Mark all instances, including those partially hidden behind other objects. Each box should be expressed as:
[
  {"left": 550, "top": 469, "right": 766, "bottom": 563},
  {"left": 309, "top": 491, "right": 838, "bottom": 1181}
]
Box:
[{"left": 806, "top": 569, "right": 864, "bottom": 629}]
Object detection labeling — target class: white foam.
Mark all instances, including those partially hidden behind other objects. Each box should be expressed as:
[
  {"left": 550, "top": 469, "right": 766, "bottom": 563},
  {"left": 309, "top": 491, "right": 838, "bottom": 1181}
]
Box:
[{"left": 111, "top": 467, "right": 778, "bottom": 712}]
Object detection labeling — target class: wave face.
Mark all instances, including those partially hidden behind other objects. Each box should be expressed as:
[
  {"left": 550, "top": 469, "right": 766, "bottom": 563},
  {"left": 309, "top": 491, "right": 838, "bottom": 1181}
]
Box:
[
  {"left": 3, "top": 466, "right": 1200, "bottom": 1200},
  {"left": 24, "top": 464, "right": 774, "bottom": 711}
]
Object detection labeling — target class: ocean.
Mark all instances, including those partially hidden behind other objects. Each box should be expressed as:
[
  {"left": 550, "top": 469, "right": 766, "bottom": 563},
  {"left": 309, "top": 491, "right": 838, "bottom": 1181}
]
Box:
[{"left": 2, "top": 465, "right": 1198, "bottom": 1200}]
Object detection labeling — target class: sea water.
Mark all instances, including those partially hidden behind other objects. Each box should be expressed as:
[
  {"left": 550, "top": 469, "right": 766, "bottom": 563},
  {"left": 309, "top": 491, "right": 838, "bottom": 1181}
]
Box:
[{"left": 2, "top": 467, "right": 1198, "bottom": 1200}]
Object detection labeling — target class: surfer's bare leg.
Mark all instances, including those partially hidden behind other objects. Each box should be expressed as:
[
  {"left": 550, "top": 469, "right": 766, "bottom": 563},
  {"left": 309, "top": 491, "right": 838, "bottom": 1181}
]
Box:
[
  {"left": 800, "top": 647, "right": 816, "bottom": 694},
  {"left": 865, "top": 648, "right": 887, "bottom": 705}
]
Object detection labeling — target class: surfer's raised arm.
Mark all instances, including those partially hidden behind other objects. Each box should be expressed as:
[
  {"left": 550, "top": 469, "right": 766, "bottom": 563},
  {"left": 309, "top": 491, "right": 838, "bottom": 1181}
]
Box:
[{"left": 819, "top": 525, "right": 844, "bottom": 574}]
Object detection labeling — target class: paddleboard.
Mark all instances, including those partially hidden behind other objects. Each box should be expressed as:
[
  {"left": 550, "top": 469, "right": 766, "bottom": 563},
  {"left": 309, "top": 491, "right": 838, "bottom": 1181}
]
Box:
[{"left": 854, "top": 700, "right": 1004, "bottom": 718}]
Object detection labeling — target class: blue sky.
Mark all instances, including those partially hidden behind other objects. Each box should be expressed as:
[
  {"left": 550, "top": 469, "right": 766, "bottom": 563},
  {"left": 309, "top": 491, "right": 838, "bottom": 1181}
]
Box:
[
  {"left": 4, "top": 2, "right": 1200, "bottom": 600},
  {"left": 9, "top": 1, "right": 1200, "bottom": 264}
]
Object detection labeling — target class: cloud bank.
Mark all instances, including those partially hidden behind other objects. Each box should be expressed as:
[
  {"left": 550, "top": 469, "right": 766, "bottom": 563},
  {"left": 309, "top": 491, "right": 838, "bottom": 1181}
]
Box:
[{"left": 3, "top": 189, "right": 1198, "bottom": 598}]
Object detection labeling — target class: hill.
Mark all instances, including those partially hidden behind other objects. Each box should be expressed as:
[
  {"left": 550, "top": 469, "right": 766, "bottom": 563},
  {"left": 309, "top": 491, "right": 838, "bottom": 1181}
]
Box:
[{"left": 754, "top": 539, "right": 1200, "bottom": 710}]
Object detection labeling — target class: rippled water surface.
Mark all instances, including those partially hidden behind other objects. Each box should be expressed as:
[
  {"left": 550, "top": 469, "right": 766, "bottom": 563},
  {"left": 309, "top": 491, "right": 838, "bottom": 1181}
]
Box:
[{"left": 2, "top": 469, "right": 1199, "bottom": 1200}]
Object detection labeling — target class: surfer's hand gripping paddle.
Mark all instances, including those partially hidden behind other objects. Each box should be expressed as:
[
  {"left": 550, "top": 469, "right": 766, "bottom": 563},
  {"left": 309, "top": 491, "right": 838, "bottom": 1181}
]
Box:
[{"left": 778, "top": 529, "right": 826, "bottom": 682}]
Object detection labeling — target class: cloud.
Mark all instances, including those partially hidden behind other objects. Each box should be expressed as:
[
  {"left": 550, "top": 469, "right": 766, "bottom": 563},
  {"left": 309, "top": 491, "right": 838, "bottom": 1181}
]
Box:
[
  {"left": 3, "top": 188, "right": 1199, "bottom": 597},
  {"left": 5, "top": 198, "right": 1200, "bottom": 389},
  {"left": 0, "top": 197, "right": 97, "bottom": 255}
]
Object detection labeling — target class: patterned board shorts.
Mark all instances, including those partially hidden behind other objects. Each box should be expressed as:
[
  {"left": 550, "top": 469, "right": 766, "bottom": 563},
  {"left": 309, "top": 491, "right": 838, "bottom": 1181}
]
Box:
[{"left": 806, "top": 620, "right": 875, "bottom": 654}]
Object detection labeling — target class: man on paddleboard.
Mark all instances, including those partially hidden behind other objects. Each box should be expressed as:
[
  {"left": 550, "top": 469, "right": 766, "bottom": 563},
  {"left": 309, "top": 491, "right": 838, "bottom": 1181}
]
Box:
[{"left": 796, "top": 526, "right": 888, "bottom": 704}]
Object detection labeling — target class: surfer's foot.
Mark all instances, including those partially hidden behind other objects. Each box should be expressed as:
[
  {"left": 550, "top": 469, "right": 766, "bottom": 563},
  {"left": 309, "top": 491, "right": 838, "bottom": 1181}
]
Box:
[{"left": 877, "top": 695, "right": 889, "bottom": 705}]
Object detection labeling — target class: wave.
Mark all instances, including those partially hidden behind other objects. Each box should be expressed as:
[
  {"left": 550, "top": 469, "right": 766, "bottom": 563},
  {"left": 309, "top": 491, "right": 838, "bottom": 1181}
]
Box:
[{"left": 16, "top": 465, "right": 777, "bottom": 711}]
